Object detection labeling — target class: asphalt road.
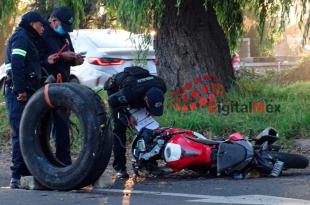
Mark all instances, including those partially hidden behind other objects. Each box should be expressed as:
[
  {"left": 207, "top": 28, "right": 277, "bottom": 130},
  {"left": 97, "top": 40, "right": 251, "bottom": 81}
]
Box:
[
  {"left": 1, "top": 168, "right": 310, "bottom": 205},
  {"left": 1, "top": 144, "right": 310, "bottom": 205}
]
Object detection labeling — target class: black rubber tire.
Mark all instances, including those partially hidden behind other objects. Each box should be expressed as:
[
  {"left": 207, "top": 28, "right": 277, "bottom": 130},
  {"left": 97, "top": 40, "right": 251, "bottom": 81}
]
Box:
[
  {"left": 268, "top": 151, "right": 309, "bottom": 169},
  {"left": 38, "top": 83, "right": 113, "bottom": 187},
  {"left": 38, "top": 110, "right": 65, "bottom": 167},
  {"left": 60, "top": 83, "right": 113, "bottom": 187},
  {"left": 20, "top": 83, "right": 112, "bottom": 190}
]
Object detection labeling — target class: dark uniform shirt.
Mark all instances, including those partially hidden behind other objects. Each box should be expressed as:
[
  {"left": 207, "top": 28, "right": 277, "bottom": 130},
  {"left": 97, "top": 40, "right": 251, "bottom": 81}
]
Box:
[
  {"left": 105, "top": 67, "right": 167, "bottom": 110},
  {"left": 41, "top": 25, "right": 75, "bottom": 82},
  {"left": 5, "top": 27, "right": 42, "bottom": 94}
]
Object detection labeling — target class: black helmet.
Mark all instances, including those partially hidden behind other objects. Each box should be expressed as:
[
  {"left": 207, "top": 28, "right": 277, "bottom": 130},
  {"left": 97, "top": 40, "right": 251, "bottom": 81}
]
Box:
[{"left": 145, "top": 87, "right": 164, "bottom": 116}]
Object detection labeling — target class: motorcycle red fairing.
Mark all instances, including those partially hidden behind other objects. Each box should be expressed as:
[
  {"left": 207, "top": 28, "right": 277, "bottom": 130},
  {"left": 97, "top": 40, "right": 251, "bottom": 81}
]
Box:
[{"left": 162, "top": 128, "right": 214, "bottom": 171}]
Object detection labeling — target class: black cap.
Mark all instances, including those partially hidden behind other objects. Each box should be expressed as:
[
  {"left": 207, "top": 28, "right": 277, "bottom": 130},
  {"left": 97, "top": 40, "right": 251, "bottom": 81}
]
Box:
[
  {"left": 146, "top": 87, "right": 164, "bottom": 116},
  {"left": 51, "top": 7, "right": 74, "bottom": 32},
  {"left": 21, "top": 11, "right": 47, "bottom": 25}
]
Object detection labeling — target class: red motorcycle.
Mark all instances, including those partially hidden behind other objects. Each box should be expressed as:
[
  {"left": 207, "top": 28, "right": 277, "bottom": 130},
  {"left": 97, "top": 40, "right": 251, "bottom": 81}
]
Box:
[{"left": 132, "top": 127, "right": 309, "bottom": 178}]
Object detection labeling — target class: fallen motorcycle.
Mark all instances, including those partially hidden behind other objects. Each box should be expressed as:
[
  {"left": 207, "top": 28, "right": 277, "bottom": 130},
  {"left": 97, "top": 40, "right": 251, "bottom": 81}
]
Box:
[{"left": 132, "top": 127, "right": 309, "bottom": 178}]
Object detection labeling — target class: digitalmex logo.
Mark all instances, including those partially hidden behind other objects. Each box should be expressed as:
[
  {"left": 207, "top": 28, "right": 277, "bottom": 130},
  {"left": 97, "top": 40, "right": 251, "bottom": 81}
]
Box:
[
  {"left": 171, "top": 74, "right": 281, "bottom": 115},
  {"left": 172, "top": 74, "right": 225, "bottom": 113}
]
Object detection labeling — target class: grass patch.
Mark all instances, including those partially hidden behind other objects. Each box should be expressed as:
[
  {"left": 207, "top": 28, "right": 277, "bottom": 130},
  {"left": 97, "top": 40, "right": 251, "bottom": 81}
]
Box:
[
  {"left": 157, "top": 77, "right": 310, "bottom": 144},
  {"left": 0, "top": 94, "right": 10, "bottom": 148},
  {"left": 0, "top": 76, "right": 309, "bottom": 148}
]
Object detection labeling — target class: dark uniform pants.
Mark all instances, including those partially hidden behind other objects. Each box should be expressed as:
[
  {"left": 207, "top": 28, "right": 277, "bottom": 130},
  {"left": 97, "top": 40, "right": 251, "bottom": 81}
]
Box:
[
  {"left": 53, "top": 110, "right": 72, "bottom": 165},
  {"left": 4, "top": 86, "right": 30, "bottom": 179},
  {"left": 4, "top": 86, "right": 72, "bottom": 179},
  {"left": 112, "top": 112, "right": 127, "bottom": 172}
]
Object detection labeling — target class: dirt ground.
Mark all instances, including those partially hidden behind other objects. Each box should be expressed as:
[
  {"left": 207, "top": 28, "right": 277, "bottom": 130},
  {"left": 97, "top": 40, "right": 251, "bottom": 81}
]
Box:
[
  {"left": 0, "top": 143, "right": 132, "bottom": 187},
  {"left": 0, "top": 146, "right": 12, "bottom": 186}
]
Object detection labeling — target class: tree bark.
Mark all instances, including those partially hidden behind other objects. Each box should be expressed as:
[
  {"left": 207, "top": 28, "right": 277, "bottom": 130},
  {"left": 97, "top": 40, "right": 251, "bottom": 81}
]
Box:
[
  {"left": 155, "top": 0, "right": 234, "bottom": 89},
  {"left": 0, "top": 18, "right": 16, "bottom": 64},
  {"left": 0, "top": 34, "right": 6, "bottom": 64}
]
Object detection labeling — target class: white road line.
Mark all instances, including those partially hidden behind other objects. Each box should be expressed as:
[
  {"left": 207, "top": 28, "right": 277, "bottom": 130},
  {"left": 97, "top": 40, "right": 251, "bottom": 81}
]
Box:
[
  {"left": 187, "top": 195, "right": 310, "bottom": 205},
  {"left": 1, "top": 186, "right": 310, "bottom": 204},
  {"left": 98, "top": 189, "right": 310, "bottom": 205}
]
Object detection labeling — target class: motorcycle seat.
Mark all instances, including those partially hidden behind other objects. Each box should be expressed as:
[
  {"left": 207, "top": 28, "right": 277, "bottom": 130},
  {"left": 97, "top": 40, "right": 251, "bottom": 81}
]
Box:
[
  {"left": 186, "top": 137, "right": 221, "bottom": 145},
  {"left": 217, "top": 143, "right": 247, "bottom": 173}
]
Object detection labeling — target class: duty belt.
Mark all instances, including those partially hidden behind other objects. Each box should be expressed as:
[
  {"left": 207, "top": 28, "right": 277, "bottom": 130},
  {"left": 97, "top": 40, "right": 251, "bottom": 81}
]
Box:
[
  {"left": 5, "top": 63, "right": 38, "bottom": 79},
  {"left": 4, "top": 63, "right": 38, "bottom": 92}
]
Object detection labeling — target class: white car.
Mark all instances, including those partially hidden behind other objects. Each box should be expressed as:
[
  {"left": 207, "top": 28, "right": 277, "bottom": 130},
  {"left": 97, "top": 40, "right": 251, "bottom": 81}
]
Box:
[
  {"left": 0, "top": 64, "right": 5, "bottom": 92},
  {"left": 69, "top": 29, "right": 157, "bottom": 89}
]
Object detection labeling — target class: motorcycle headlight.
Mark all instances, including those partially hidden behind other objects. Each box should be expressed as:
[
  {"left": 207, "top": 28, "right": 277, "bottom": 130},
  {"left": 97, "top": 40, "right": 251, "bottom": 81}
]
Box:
[{"left": 164, "top": 143, "right": 182, "bottom": 162}]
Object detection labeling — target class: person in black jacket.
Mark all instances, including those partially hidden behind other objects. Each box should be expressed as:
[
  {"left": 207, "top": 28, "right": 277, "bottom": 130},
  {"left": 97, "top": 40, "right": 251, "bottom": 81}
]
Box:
[
  {"left": 40, "top": 7, "right": 84, "bottom": 166},
  {"left": 104, "top": 66, "right": 166, "bottom": 179},
  {"left": 42, "top": 7, "right": 84, "bottom": 81},
  {"left": 3, "top": 11, "right": 54, "bottom": 189}
]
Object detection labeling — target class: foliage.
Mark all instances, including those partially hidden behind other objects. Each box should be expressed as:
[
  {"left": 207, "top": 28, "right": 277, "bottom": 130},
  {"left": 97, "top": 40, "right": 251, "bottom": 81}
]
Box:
[
  {"left": 211, "top": 0, "right": 246, "bottom": 52},
  {"left": 243, "top": 7, "right": 285, "bottom": 56},
  {"left": 0, "top": 0, "right": 18, "bottom": 35},
  {"left": 1, "top": 0, "right": 109, "bottom": 29},
  {"left": 104, "top": 0, "right": 310, "bottom": 51},
  {"left": 1, "top": 0, "right": 309, "bottom": 51},
  {"left": 33, "top": 0, "right": 93, "bottom": 28},
  {"left": 130, "top": 33, "right": 152, "bottom": 66},
  {"left": 246, "top": 0, "right": 309, "bottom": 46},
  {"left": 104, "top": 0, "right": 165, "bottom": 34},
  {"left": 279, "top": 55, "right": 310, "bottom": 83}
]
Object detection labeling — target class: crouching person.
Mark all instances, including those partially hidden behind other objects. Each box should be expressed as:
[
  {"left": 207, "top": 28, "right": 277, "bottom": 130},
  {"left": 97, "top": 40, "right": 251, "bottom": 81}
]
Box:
[{"left": 104, "top": 66, "right": 166, "bottom": 179}]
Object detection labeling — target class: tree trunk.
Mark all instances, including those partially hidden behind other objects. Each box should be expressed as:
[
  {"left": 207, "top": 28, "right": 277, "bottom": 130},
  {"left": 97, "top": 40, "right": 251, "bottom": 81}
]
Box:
[
  {"left": 0, "top": 34, "right": 6, "bottom": 64},
  {"left": 0, "top": 18, "right": 16, "bottom": 64},
  {"left": 155, "top": 0, "right": 234, "bottom": 90}
]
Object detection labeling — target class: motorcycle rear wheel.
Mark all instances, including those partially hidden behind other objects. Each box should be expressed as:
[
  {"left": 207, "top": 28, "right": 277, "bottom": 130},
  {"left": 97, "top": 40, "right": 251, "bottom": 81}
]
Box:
[{"left": 268, "top": 152, "right": 309, "bottom": 169}]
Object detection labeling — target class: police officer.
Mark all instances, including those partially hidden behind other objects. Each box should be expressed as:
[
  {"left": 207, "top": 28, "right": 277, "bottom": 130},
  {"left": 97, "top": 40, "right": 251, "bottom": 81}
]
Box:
[
  {"left": 41, "top": 7, "right": 84, "bottom": 165},
  {"left": 104, "top": 66, "right": 166, "bottom": 179},
  {"left": 3, "top": 11, "right": 49, "bottom": 188},
  {"left": 42, "top": 6, "right": 84, "bottom": 81}
]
